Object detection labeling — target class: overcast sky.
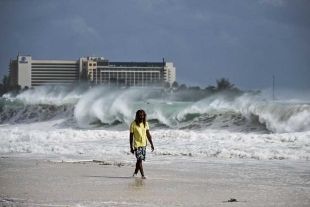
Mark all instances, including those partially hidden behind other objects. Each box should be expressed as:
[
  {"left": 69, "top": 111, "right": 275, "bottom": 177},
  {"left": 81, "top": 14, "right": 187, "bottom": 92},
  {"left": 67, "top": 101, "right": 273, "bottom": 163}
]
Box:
[{"left": 0, "top": 0, "right": 309, "bottom": 91}]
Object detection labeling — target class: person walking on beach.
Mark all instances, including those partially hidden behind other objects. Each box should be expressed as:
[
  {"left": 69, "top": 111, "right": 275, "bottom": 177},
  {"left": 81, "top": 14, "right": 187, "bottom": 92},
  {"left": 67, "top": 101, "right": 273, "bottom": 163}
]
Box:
[{"left": 130, "top": 109, "right": 154, "bottom": 179}]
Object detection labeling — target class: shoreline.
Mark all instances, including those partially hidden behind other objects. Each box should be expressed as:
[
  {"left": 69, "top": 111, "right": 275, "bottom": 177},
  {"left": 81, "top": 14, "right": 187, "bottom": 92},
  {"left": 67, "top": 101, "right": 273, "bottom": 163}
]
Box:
[{"left": 1, "top": 156, "right": 310, "bottom": 206}]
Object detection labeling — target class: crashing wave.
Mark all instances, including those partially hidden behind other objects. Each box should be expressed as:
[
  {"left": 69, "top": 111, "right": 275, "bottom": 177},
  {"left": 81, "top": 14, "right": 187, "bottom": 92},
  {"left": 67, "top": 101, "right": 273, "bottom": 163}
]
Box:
[{"left": 0, "top": 86, "right": 309, "bottom": 133}]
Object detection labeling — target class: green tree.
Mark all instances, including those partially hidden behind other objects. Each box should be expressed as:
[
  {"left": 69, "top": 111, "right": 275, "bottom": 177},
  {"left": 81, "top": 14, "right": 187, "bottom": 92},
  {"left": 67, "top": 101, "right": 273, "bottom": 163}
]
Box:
[
  {"left": 172, "top": 81, "right": 179, "bottom": 88},
  {"left": 205, "top": 85, "right": 216, "bottom": 92},
  {"left": 178, "top": 84, "right": 187, "bottom": 91},
  {"left": 216, "top": 78, "right": 234, "bottom": 91},
  {"left": 0, "top": 75, "right": 10, "bottom": 96}
]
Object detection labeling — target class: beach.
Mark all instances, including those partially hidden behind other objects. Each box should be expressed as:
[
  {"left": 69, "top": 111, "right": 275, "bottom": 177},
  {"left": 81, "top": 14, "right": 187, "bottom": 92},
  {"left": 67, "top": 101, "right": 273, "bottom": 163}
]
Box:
[
  {"left": 1, "top": 156, "right": 309, "bottom": 207},
  {"left": 1, "top": 87, "right": 310, "bottom": 206},
  {"left": 1, "top": 0, "right": 310, "bottom": 205}
]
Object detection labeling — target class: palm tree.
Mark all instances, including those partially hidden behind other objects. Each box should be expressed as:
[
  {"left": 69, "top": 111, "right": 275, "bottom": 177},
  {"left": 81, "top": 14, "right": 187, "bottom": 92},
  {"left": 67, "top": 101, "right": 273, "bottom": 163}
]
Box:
[{"left": 216, "top": 78, "right": 234, "bottom": 91}]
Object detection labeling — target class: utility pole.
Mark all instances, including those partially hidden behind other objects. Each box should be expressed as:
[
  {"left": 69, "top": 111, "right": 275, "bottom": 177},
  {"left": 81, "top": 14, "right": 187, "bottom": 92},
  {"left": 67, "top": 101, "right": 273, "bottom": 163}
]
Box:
[{"left": 273, "top": 75, "right": 275, "bottom": 101}]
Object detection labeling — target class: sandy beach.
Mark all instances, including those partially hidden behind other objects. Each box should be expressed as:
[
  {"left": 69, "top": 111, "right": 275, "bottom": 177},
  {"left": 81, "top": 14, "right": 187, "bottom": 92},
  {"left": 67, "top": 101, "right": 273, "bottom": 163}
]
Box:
[{"left": 0, "top": 156, "right": 309, "bottom": 207}]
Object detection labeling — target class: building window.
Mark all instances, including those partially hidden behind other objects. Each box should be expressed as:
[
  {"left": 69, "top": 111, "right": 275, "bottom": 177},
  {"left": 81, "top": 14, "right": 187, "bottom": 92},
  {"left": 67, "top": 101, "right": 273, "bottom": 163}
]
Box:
[{"left": 89, "top": 63, "right": 92, "bottom": 66}]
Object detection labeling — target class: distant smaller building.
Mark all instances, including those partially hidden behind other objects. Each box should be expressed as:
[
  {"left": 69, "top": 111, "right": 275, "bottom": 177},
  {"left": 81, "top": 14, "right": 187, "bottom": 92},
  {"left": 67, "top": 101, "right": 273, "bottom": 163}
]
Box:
[{"left": 9, "top": 54, "right": 176, "bottom": 88}]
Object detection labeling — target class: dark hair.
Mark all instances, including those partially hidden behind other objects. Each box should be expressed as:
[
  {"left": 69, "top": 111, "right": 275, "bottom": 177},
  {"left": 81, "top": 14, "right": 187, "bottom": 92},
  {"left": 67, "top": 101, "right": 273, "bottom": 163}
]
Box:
[{"left": 135, "top": 109, "right": 146, "bottom": 127}]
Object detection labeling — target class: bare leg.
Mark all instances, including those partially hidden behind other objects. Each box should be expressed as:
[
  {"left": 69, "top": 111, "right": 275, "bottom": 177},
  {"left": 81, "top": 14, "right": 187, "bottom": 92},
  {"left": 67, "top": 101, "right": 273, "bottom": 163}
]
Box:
[
  {"left": 134, "top": 160, "right": 139, "bottom": 174},
  {"left": 138, "top": 159, "right": 144, "bottom": 176},
  {"left": 134, "top": 159, "right": 144, "bottom": 176}
]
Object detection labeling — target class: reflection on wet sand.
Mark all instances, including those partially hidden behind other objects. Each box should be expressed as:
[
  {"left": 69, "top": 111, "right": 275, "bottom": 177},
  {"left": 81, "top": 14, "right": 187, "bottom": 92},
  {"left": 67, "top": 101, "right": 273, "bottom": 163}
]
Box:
[{"left": 128, "top": 178, "right": 145, "bottom": 190}]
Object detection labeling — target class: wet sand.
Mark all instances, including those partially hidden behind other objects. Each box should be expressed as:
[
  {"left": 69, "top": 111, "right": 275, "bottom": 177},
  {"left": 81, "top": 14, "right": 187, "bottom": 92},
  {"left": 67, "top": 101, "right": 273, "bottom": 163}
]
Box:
[{"left": 0, "top": 156, "right": 309, "bottom": 207}]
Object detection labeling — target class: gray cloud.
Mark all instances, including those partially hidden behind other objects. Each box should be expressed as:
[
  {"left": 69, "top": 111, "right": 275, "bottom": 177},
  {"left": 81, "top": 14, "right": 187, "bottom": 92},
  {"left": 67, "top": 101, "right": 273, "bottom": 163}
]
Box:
[
  {"left": 0, "top": 0, "right": 309, "bottom": 91},
  {"left": 260, "top": 0, "right": 284, "bottom": 7}
]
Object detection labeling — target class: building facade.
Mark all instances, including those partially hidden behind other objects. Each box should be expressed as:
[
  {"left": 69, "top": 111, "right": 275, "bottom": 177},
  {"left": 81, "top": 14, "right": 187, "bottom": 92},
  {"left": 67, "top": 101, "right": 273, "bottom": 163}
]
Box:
[{"left": 9, "top": 54, "right": 176, "bottom": 88}]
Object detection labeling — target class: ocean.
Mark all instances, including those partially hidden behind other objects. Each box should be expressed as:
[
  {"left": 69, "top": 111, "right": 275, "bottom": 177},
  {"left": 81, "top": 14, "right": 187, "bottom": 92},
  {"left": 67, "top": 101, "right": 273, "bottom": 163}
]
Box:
[{"left": 0, "top": 85, "right": 309, "bottom": 162}]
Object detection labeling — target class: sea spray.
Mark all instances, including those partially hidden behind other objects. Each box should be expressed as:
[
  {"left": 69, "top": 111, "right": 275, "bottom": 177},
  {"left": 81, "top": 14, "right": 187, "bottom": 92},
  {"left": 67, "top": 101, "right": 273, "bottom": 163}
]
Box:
[
  {"left": 74, "top": 87, "right": 143, "bottom": 127},
  {"left": 0, "top": 86, "right": 309, "bottom": 161},
  {"left": 232, "top": 94, "right": 310, "bottom": 133},
  {"left": 12, "top": 85, "right": 82, "bottom": 105},
  {"left": 0, "top": 86, "right": 309, "bottom": 133},
  {"left": 1, "top": 127, "right": 309, "bottom": 160}
]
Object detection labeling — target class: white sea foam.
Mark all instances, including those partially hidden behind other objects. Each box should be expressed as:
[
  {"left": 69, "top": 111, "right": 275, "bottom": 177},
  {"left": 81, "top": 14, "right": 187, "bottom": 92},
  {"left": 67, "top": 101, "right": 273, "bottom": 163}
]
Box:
[
  {"left": 73, "top": 87, "right": 144, "bottom": 127},
  {"left": 4, "top": 86, "right": 82, "bottom": 105},
  {"left": 1, "top": 86, "right": 309, "bottom": 161},
  {"left": 2, "top": 86, "right": 310, "bottom": 133},
  {"left": 175, "top": 93, "right": 310, "bottom": 133},
  {"left": 1, "top": 123, "right": 309, "bottom": 160}
]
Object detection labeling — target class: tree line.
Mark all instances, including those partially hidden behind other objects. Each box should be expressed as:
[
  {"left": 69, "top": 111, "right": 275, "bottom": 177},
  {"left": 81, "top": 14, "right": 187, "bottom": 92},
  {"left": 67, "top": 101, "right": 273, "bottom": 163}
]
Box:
[
  {"left": 0, "top": 75, "right": 24, "bottom": 97},
  {"left": 160, "top": 78, "right": 261, "bottom": 101},
  {"left": 0, "top": 73, "right": 260, "bottom": 101}
]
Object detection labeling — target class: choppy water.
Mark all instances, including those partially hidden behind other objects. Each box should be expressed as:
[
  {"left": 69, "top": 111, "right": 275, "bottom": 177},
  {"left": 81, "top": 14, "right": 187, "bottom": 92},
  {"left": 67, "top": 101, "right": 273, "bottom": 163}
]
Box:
[{"left": 0, "top": 86, "right": 309, "bottom": 161}]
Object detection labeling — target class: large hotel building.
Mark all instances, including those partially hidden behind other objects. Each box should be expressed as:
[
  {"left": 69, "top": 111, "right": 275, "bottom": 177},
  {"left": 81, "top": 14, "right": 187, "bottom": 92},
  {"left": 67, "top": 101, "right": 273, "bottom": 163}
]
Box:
[{"left": 9, "top": 54, "right": 176, "bottom": 88}]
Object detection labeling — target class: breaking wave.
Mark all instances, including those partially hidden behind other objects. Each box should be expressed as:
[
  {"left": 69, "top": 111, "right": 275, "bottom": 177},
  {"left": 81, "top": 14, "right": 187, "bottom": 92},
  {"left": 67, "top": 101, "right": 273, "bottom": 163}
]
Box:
[{"left": 0, "top": 86, "right": 310, "bottom": 133}]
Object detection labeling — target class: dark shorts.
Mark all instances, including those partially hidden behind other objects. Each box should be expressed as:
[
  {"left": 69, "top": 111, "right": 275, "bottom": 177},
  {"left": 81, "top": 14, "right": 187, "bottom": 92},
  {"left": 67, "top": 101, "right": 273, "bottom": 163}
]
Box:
[{"left": 135, "top": 146, "right": 146, "bottom": 161}]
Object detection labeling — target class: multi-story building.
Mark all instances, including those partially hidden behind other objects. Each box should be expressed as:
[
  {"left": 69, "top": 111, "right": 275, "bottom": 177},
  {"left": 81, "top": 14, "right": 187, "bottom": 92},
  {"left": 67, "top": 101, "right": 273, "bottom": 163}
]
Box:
[{"left": 9, "top": 54, "right": 176, "bottom": 88}]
